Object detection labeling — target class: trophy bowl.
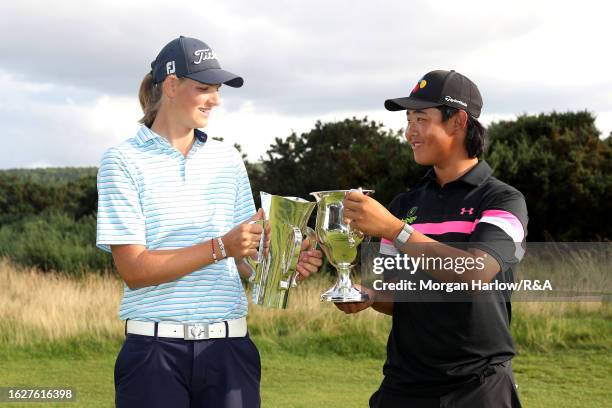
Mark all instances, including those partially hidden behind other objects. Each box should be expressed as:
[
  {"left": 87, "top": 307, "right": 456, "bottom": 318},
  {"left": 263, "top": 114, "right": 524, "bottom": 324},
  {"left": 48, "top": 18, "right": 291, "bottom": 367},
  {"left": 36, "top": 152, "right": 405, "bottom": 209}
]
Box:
[{"left": 310, "top": 189, "right": 374, "bottom": 303}]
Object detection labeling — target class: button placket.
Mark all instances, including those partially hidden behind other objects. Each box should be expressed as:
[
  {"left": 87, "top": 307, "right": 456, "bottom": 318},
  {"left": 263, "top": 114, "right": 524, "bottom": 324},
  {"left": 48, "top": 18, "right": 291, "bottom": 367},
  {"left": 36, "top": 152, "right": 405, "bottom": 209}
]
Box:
[
  {"left": 175, "top": 154, "right": 187, "bottom": 183},
  {"left": 184, "top": 139, "right": 203, "bottom": 185}
]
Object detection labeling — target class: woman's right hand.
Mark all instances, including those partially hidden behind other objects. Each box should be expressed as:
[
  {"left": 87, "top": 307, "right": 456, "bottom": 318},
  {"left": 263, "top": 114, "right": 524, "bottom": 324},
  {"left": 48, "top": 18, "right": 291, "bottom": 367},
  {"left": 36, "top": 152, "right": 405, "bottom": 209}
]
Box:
[{"left": 222, "top": 209, "right": 265, "bottom": 259}]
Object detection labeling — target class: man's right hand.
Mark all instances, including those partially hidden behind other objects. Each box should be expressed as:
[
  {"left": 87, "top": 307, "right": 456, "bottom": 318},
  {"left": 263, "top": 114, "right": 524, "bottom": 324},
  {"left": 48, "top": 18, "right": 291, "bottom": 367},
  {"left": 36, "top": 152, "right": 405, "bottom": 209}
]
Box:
[{"left": 334, "top": 284, "right": 375, "bottom": 314}]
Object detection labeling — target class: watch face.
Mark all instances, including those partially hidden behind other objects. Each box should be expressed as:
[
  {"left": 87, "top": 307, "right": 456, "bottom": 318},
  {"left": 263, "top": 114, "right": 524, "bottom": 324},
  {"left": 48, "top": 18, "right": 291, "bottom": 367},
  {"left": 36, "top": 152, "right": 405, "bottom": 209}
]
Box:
[
  {"left": 393, "top": 228, "right": 408, "bottom": 248},
  {"left": 395, "top": 224, "right": 413, "bottom": 246}
]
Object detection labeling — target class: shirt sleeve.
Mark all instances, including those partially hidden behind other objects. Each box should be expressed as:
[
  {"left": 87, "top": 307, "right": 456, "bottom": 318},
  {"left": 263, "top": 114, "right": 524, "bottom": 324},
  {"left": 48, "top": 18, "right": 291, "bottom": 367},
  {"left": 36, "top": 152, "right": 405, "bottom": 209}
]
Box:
[
  {"left": 232, "top": 150, "right": 256, "bottom": 226},
  {"left": 469, "top": 188, "right": 529, "bottom": 272},
  {"left": 96, "top": 148, "right": 146, "bottom": 253}
]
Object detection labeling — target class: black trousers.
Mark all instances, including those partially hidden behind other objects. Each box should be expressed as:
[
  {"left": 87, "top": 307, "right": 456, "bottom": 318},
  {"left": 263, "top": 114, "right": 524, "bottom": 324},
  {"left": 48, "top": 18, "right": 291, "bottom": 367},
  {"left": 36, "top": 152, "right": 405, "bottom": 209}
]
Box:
[{"left": 370, "top": 361, "right": 522, "bottom": 408}]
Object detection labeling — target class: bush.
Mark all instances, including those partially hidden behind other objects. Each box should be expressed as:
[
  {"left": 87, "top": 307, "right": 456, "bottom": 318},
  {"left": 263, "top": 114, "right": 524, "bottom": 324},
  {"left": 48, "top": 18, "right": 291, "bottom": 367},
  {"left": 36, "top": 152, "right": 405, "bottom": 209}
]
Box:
[
  {"left": 0, "top": 172, "right": 97, "bottom": 224},
  {"left": 0, "top": 211, "right": 113, "bottom": 275}
]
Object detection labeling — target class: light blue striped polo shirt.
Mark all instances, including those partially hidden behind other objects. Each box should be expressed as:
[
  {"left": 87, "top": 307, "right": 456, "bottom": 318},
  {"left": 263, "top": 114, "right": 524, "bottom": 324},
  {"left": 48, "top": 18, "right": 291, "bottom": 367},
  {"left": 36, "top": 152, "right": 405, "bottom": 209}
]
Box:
[{"left": 96, "top": 125, "right": 256, "bottom": 323}]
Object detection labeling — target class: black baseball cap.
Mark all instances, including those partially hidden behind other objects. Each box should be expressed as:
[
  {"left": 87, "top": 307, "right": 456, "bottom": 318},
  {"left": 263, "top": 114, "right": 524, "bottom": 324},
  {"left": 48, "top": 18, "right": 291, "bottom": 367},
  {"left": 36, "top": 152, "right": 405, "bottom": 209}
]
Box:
[
  {"left": 151, "top": 36, "right": 243, "bottom": 88},
  {"left": 384, "top": 70, "right": 482, "bottom": 118}
]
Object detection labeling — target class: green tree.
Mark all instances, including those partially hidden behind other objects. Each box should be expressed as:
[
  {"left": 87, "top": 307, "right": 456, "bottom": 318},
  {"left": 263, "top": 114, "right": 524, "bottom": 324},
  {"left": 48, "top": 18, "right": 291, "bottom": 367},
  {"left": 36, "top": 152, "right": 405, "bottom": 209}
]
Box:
[
  {"left": 250, "top": 117, "right": 425, "bottom": 208},
  {"left": 486, "top": 111, "right": 611, "bottom": 241}
]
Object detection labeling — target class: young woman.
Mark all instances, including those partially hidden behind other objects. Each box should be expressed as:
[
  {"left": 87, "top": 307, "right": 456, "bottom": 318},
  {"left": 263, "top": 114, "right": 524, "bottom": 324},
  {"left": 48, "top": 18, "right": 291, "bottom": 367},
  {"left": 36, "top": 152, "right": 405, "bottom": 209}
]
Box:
[{"left": 96, "top": 36, "right": 322, "bottom": 408}]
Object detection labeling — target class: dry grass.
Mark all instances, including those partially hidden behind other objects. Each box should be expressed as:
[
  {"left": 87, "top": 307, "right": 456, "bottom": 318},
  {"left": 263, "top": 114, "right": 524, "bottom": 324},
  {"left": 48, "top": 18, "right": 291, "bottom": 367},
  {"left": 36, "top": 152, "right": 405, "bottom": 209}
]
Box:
[
  {"left": 249, "top": 274, "right": 389, "bottom": 329},
  {"left": 513, "top": 301, "right": 607, "bottom": 316},
  {"left": 1, "top": 258, "right": 609, "bottom": 353},
  {"left": 0, "top": 258, "right": 387, "bottom": 347},
  {"left": 0, "top": 259, "right": 123, "bottom": 345}
]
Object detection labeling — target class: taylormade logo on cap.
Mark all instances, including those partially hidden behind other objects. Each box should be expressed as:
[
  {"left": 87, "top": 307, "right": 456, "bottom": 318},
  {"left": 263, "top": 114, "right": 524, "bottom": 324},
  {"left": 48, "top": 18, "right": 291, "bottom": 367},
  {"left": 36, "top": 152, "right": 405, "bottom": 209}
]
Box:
[{"left": 444, "top": 96, "right": 468, "bottom": 107}]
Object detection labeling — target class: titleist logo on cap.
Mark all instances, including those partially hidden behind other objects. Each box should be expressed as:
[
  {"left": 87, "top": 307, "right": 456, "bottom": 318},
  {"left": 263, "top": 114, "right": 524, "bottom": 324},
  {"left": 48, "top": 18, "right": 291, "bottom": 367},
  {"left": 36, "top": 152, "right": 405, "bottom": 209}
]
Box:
[
  {"left": 193, "top": 49, "right": 217, "bottom": 64},
  {"left": 444, "top": 96, "right": 468, "bottom": 107}
]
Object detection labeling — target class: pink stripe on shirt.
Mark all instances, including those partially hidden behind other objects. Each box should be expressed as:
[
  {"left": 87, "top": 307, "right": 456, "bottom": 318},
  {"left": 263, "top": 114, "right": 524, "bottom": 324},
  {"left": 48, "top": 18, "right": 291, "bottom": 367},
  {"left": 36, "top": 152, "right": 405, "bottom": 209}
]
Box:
[
  {"left": 390, "top": 210, "right": 523, "bottom": 241},
  {"left": 411, "top": 221, "right": 476, "bottom": 235}
]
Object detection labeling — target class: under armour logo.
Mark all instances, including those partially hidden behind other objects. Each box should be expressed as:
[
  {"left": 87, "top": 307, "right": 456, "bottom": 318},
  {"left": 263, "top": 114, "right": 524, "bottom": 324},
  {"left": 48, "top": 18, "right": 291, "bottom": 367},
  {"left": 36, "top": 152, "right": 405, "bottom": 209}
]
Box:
[
  {"left": 166, "top": 61, "right": 176, "bottom": 75},
  {"left": 460, "top": 207, "right": 474, "bottom": 215}
]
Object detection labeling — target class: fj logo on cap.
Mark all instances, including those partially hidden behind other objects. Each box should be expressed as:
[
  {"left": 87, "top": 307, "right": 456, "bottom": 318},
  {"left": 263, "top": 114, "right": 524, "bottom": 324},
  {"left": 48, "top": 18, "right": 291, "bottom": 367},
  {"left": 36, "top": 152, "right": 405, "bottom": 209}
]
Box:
[
  {"left": 444, "top": 96, "right": 468, "bottom": 107},
  {"left": 194, "top": 49, "right": 217, "bottom": 64},
  {"left": 166, "top": 61, "right": 176, "bottom": 75}
]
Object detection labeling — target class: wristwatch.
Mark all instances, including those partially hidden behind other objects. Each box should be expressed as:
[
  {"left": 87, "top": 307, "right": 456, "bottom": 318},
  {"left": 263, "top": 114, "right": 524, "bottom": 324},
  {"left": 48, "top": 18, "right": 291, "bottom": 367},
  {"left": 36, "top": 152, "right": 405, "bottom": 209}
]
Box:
[{"left": 393, "top": 223, "right": 414, "bottom": 249}]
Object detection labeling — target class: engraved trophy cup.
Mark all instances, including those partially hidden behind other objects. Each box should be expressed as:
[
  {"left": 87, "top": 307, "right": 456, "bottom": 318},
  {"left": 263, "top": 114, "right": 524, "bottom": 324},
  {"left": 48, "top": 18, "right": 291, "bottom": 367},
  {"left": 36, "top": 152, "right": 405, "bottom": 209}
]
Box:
[
  {"left": 310, "top": 190, "right": 373, "bottom": 302},
  {"left": 249, "top": 192, "right": 316, "bottom": 309}
]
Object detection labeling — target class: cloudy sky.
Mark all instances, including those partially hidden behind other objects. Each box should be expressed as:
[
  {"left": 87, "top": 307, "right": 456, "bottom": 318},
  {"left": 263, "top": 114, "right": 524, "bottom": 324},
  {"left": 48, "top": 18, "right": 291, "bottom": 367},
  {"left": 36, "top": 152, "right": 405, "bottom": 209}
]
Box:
[{"left": 1, "top": 0, "right": 610, "bottom": 169}]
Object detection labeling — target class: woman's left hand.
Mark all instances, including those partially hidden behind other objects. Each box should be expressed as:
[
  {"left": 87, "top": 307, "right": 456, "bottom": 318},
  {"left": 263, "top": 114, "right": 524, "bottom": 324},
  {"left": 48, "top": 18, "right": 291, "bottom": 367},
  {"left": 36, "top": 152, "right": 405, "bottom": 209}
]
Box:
[{"left": 296, "top": 239, "right": 323, "bottom": 281}]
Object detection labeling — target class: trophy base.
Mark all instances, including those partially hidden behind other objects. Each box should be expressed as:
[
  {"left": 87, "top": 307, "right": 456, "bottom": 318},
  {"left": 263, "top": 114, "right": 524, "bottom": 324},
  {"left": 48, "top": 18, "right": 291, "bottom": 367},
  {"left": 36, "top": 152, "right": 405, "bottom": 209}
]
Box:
[{"left": 321, "top": 286, "right": 370, "bottom": 303}]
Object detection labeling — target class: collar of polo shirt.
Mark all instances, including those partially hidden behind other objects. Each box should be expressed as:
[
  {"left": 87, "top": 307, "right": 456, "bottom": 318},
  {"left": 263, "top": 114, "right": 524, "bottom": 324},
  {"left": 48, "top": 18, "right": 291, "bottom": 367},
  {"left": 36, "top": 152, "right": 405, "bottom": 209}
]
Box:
[
  {"left": 421, "top": 160, "right": 492, "bottom": 187},
  {"left": 135, "top": 126, "right": 208, "bottom": 147}
]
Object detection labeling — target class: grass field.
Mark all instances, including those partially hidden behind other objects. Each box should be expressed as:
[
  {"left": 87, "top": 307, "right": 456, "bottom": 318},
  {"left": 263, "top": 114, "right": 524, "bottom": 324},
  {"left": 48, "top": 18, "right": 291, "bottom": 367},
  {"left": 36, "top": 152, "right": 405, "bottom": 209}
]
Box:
[
  {"left": 1, "top": 260, "right": 611, "bottom": 407},
  {"left": 2, "top": 341, "right": 611, "bottom": 407}
]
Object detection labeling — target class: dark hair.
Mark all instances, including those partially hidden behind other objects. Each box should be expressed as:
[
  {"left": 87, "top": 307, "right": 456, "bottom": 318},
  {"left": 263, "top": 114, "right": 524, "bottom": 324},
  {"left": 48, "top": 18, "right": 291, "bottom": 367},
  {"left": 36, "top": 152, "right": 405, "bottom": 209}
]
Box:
[{"left": 436, "top": 106, "right": 487, "bottom": 158}]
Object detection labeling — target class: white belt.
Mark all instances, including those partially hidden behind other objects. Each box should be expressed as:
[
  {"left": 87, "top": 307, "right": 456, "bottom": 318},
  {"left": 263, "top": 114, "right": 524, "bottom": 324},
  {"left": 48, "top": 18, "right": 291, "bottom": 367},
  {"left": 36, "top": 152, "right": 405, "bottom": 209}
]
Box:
[{"left": 125, "top": 317, "right": 247, "bottom": 340}]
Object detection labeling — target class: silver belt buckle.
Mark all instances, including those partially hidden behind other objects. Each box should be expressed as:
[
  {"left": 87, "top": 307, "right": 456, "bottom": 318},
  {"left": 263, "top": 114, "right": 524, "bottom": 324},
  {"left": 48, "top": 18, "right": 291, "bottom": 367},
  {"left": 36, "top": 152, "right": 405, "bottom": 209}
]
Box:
[{"left": 184, "top": 323, "right": 210, "bottom": 340}]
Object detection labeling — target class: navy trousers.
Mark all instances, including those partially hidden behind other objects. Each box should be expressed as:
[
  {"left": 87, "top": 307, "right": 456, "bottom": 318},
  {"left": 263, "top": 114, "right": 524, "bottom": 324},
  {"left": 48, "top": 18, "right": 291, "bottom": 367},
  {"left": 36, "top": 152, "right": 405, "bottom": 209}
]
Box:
[{"left": 114, "top": 332, "right": 261, "bottom": 408}]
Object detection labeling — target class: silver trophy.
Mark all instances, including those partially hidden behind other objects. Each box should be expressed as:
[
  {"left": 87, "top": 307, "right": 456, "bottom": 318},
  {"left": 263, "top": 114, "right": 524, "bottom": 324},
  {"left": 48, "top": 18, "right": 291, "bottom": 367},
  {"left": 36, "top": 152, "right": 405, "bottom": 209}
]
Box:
[
  {"left": 311, "top": 189, "right": 374, "bottom": 303},
  {"left": 248, "top": 192, "right": 316, "bottom": 309}
]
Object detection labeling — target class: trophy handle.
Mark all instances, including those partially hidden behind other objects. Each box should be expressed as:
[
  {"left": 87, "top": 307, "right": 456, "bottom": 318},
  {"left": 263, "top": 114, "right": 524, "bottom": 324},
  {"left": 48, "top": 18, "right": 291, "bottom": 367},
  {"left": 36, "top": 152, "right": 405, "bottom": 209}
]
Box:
[
  {"left": 243, "top": 258, "right": 258, "bottom": 282},
  {"left": 304, "top": 226, "right": 318, "bottom": 251},
  {"left": 291, "top": 226, "right": 318, "bottom": 287},
  {"left": 245, "top": 220, "right": 266, "bottom": 282},
  {"left": 344, "top": 189, "right": 368, "bottom": 247},
  {"left": 344, "top": 209, "right": 363, "bottom": 247},
  {"left": 279, "top": 226, "right": 302, "bottom": 290}
]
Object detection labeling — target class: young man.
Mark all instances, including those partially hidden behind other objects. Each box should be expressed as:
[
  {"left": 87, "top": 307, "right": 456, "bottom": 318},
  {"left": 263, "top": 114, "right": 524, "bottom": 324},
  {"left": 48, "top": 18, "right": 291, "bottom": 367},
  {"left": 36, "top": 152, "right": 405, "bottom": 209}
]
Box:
[{"left": 340, "top": 70, "right": 527, "bottom": 407}]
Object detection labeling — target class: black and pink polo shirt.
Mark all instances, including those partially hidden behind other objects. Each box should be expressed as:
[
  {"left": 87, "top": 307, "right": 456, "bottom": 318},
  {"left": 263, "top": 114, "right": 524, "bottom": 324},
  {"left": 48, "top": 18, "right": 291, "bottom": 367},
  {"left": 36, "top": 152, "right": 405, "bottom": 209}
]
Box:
[{"left": 377, "top": 160, "right": 529, "bottom": 397}]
